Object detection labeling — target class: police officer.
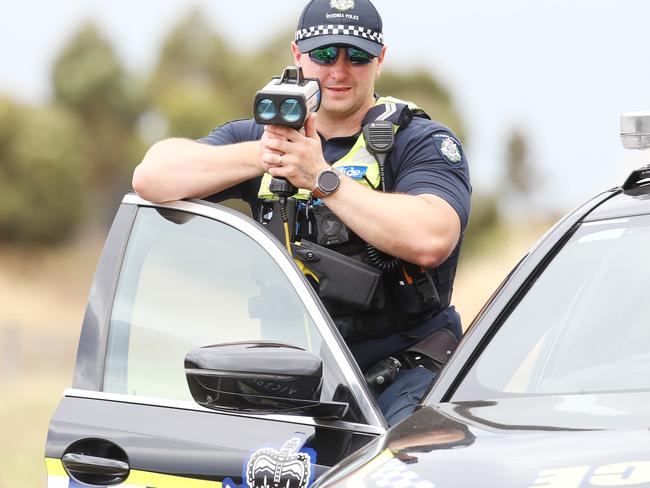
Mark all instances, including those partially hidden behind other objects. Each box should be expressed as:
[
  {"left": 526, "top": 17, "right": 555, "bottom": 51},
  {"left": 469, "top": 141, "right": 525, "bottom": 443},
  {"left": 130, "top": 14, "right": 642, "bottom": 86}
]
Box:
[{"left": 133, "top": 0, "right": 471, "bottom": 426}]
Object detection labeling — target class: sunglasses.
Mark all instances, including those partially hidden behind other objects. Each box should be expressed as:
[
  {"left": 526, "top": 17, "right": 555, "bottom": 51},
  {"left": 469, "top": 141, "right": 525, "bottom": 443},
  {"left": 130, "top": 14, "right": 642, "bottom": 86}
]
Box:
[{"left": 309, "top": 46, "right": 376, "bottom": 66}]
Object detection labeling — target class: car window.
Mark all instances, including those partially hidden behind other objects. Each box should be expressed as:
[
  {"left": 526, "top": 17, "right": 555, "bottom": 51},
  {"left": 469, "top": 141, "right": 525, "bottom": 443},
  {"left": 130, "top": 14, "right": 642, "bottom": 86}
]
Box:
[
  {"left": 103, "top": 206, "right": 355, "bottom": 412},
  {"left": 452, "top": 214, "right": 650, "bottom": 400}
]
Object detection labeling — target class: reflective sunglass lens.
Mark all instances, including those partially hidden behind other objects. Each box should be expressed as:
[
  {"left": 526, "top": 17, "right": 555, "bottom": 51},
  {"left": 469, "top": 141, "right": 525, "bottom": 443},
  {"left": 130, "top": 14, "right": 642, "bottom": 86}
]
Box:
[
  {"left": 347, "top": 48, "right": 373, "bottom": 65},
  {"left": 309, "top": 47, "right": 339, "bottom": 65}
]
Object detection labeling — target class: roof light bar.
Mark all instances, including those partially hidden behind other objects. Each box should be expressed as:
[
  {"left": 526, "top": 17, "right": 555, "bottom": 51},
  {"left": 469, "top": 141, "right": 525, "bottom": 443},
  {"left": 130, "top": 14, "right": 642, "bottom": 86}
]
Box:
[{"left": 620, "top": 112, "right": 650, "bottom": 150}]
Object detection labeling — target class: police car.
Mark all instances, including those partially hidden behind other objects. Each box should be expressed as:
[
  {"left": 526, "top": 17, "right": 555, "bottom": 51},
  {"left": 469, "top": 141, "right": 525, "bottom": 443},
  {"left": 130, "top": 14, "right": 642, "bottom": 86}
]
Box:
[{"left": 46, "top": 113, "right": 650, "bottom": 488}]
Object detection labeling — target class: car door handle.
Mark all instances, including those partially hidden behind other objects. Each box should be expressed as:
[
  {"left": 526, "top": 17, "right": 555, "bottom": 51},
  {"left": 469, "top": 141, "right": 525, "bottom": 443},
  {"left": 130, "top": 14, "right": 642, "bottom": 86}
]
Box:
[{"left": 62, "top": 453, "right": 130, "bottom": 485}]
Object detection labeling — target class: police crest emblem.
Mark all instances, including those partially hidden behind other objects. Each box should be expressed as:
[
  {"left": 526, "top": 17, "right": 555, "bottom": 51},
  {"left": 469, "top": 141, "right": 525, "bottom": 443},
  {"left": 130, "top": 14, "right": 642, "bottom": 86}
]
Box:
[
  {"left": 433, "top": 133, "right": 463, "bottom": 166},
  {"left": 246, "top": 438, "right": 313, "bottom": 488},
  {"left": 330, "top": 0, "right": 355, "bottom": 11}
]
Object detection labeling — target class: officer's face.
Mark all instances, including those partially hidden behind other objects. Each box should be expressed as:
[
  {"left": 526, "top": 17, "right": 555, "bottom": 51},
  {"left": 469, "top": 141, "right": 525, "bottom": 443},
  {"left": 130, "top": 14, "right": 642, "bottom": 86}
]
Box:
[{"left": 291, "top": 42, "right": 386, "bottom": 119}]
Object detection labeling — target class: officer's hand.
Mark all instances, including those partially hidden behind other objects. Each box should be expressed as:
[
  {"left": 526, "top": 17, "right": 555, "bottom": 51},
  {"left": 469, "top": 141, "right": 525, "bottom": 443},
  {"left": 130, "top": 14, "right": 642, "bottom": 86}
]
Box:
[
  {"left": 263, "top": 114, "right": 329, "bottom": 190},
  {"left": 259, "top": 127, "right": 288, "bottom": 173}
]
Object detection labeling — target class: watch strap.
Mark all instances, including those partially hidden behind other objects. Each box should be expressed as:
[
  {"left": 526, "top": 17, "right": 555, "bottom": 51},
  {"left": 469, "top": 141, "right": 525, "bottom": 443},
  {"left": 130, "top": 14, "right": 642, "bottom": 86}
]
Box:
[{"left": 312, "top": 186, "right": 327, "bottom": 199}]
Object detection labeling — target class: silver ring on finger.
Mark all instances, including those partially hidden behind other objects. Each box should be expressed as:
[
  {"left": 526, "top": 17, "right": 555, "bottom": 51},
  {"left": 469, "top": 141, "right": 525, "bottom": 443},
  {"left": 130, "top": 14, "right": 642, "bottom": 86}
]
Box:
[{"left": 278, "top": 154, "right": 283, "bottom": 166}]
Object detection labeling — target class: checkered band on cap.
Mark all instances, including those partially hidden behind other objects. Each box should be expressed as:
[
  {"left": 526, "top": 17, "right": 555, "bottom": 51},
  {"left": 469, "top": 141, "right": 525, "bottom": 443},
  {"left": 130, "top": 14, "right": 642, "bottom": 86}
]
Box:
[{"left": 295, "top": 24, "right": 384, "bottom": 45}]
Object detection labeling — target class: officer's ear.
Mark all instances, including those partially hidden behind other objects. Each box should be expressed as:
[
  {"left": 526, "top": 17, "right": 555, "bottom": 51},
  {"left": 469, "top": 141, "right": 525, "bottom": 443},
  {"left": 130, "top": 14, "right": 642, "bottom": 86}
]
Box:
[
  {"left": 375, "top": 45, "right": 387, "bottom": 77},
  {"left": 291, "top": 41, "right": 302, "bottom": 65}
]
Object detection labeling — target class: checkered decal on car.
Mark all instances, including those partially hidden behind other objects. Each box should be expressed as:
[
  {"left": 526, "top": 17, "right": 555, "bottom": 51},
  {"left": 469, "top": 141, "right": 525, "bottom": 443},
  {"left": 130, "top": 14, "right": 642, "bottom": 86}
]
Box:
[
  {"left": 296, "top": 25, "right": 384, "bottom": 44},
  {"left": 366, "top": 457, "right": 435, "bottom": 488}
]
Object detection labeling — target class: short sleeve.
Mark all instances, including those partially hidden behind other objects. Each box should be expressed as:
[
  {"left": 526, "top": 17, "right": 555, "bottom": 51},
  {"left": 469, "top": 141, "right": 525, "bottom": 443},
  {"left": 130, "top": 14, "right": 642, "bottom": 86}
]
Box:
[
  {"left": 197, "top": 119, "right": 264, "bottom": 208},
  {"left": 198, "top": 118, "right": 264, "bottom": 146},
  {"left": 391, "top": 119, "right": 472, "bottom": 230}
]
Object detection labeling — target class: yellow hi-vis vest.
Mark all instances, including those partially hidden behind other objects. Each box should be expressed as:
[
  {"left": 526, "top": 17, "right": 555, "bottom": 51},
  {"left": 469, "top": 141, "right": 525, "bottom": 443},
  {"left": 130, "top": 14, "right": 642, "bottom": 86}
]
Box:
[{"left": 257, "top": 96, "right": 424, "bottom": 199}]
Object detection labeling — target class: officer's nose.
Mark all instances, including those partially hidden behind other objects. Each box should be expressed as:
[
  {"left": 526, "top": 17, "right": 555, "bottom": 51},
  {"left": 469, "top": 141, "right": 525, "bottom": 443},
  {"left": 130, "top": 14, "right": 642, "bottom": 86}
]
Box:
[{"left": 328, "top": 48, "right": 351, "bottom": 77}]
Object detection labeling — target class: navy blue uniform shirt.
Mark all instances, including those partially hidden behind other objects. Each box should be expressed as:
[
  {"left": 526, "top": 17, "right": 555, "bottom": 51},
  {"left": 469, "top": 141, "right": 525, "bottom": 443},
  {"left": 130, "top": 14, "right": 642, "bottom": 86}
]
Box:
[{"left": 199, "top": 115, "right": 471, "bottom": 370}]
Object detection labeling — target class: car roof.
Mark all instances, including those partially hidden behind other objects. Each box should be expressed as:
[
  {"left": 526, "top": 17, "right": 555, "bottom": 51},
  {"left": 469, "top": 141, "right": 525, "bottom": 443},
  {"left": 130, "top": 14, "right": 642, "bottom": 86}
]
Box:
[{"left": 584, "top": 187, "right": 650, "bottom": 222}]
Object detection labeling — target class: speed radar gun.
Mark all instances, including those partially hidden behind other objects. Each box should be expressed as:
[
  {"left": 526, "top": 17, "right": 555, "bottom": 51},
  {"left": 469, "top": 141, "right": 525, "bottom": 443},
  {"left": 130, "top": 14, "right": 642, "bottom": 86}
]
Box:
[
  {"left": 254, "top": 66, "right": 320, "bottom": 130},
  {"left": 254, "top": 66, "right": 321, "bottom": 199}
]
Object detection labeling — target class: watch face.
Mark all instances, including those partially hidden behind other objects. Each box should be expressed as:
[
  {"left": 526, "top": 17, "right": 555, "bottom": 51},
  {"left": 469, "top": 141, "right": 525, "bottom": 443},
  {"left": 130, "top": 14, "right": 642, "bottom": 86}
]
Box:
[{"left": 319, "top": 170, "right": 340, "bottom": 192}]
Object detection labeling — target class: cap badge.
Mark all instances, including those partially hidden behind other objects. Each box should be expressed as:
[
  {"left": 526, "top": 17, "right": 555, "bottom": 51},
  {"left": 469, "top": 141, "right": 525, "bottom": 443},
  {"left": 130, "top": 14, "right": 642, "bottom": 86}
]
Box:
[{"left": 330, "top": 0, "right": 355, "bottom": 11}]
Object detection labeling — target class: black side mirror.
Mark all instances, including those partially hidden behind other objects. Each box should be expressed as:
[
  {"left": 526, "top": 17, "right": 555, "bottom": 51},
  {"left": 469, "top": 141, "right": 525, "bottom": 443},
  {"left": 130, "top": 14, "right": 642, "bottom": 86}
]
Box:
[{"left": 185, "top": 341, "right": 348, "bottom": 419}]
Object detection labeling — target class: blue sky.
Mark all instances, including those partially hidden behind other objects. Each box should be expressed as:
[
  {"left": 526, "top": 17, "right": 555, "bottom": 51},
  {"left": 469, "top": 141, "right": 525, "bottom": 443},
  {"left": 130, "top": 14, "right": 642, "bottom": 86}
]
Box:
[{"left": 3, "top": 0, "right": 649, "bottom": 212}]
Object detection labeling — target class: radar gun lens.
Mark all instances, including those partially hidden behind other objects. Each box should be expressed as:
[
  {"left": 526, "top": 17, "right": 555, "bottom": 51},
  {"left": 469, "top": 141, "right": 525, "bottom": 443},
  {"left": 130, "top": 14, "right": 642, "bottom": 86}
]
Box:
[
  {"left": 280, "top": 98, "right": 303, "bottom": 124},
  {"left": 256, "top": 99, "right": 277, "bottom": 121}
]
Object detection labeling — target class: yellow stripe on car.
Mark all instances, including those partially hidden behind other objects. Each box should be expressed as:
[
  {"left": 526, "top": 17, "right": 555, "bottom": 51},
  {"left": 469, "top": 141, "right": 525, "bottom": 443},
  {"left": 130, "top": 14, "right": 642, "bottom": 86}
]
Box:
[{"left": 45, "top": 457, "right": 223, "bottom": 487}]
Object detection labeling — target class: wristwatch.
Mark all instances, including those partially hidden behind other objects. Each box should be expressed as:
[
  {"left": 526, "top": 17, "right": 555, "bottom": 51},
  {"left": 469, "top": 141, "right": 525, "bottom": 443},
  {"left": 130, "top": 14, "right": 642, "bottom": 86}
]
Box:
[{"left": 312, "top": 169, "right": 341, "bottom": 199}]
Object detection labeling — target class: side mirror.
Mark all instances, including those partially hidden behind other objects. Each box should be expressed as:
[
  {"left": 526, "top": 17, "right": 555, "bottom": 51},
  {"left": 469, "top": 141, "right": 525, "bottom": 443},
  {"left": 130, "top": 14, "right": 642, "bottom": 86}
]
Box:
[{"left": 185, "top": 341, "right": 348, "bottom": 419}]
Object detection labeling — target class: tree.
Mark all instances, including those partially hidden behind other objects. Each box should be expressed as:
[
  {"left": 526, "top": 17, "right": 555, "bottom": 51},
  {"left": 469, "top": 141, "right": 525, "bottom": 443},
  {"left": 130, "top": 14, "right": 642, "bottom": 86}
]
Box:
[
  {"left": 51, "top": 21, "right": 145, "bottom": 219},
  {"left": 505, "top": 129, "right": 534, "bottom": 195},
  {"left": 0, "top": 97, "right": 87, "bottom": 243},
  {"left": 148, "top": 10, "right": 242, "bottom": 139},
  {"left": 502, "top": 128, "right": 542, "bottom": 222}
]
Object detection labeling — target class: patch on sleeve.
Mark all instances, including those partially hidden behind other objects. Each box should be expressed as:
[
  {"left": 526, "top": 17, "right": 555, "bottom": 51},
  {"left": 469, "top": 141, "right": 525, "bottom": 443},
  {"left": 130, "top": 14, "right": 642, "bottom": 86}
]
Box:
[{"left": 432, "top": 133, "right": 464, "bottom": 166}]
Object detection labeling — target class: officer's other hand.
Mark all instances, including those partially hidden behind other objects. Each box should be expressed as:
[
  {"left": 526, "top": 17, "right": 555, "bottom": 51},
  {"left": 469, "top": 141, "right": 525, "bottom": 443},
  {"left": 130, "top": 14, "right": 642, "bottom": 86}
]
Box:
[{"left": 263, "top": 114, "right": 329, "bottom": 190}]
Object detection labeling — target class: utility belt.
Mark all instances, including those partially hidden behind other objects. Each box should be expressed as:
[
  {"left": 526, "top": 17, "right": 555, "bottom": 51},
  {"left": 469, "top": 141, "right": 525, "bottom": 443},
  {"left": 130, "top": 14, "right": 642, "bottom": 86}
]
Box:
[{"left": 363, "top": 328, "right": 460, "bottom": 392}]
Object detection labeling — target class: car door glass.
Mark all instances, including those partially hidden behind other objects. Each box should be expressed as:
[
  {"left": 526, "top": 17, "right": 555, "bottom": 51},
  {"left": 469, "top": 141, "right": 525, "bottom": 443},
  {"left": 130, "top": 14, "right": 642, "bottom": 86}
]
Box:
[{"left": 103, "top": 207, "right": 354, "bottom": 410}]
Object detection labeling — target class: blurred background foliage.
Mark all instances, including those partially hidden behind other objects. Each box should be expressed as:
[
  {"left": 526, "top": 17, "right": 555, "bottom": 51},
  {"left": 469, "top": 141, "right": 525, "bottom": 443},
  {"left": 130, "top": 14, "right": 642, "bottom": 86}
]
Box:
[
  {"left": 0, "top": 97, "right": 87, "bottom": 243},
  {"left": 0, "top": 11, "right": 521, "bottom": 252},
  {"left": 52, "top": 22, "right": 147, "bottom": 224}
]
